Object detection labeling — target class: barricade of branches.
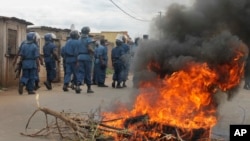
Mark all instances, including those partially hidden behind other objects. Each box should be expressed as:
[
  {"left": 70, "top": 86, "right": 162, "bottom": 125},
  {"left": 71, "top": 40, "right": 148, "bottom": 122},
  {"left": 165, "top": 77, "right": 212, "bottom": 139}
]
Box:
[
  {"left": 20, "top": 106, "right": 226, "bottom": 141},
  {"left": 20, "top": 93, "right": 131, "bottom": 141},
  {"left": 21, "top": 107, "right": 111, "bottom": 141}
]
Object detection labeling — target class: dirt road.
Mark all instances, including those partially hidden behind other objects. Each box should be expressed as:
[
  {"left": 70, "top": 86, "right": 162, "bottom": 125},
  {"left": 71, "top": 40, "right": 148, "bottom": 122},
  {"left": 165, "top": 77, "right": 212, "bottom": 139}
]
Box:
[{"left": 0, "top": 75, "right": 250, "bottom": 141}]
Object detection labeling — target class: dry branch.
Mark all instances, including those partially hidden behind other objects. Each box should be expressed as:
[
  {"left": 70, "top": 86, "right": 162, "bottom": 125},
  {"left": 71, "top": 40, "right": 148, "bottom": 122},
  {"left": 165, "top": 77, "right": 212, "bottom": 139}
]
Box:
[
  {"left": 21, "top": 106, "right": 94, "bottom": 140},
  {"left": 20, "top": 106, "right": 226, "bottom": 141}
]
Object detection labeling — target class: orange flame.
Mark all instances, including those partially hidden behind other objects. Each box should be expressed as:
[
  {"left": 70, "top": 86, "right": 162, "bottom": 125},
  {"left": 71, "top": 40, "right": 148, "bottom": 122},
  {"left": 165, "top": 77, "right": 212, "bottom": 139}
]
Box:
[{"left": 102, "top": 44, "right": 246, "bottom": 140}]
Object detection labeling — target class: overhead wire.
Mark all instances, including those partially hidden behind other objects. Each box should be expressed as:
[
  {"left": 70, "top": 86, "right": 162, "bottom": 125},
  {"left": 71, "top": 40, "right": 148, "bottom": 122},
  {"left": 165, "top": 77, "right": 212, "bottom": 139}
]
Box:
[
  {"left": 115, "top": 0, "right": 142, "bottom": 18},
  {"left": 109, "top": 0, "right": 151, "bottom": 22}
]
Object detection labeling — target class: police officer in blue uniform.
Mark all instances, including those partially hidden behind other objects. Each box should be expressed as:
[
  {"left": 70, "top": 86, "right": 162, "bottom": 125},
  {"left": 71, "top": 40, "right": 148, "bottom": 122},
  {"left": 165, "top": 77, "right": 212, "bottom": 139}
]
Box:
[
  {"left": 63, "top": 30, "right": 80, "bottom": 92},
  {"left": 121, "top": 36, "right": 130, "bottom": 87},
  {"left": 111, "top": 35, "right": 125, "bottom": 88},
  {"left": 13, "top": 40, "right": 28, "bottom": 79},
  {"left": 14, "top": 33, "right": 42, "bottom": 92},
  {"left": 43, "top": 33, "right": 59, "bottom": 90},
  {"left": 92, "top": 42, "right": 99, "bottom": 85},
  {"left": 18, "top": 32, "right": 40, "bottom": 95},
  {"left": 61, "top": 36, "right": 76, "bottom": 90},
  {"left": 103, "top": 40, "right": 109, "bottom": 84},
  {"left": 96, "top": 39, "right": 108, "bottom": 87},
  {"left": 76, "top": 26, "right": 95, "bottom": 93},
  {"left": 34, "top": 36, "right": 44, "bottom": 91}
]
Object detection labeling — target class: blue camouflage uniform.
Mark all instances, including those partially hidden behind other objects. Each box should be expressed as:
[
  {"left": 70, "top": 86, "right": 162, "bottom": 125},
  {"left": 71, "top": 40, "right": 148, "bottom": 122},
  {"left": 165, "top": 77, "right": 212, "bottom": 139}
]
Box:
[
  {"left": 76, "top": 35, "right": 94, "bottom": 93},
  {"left": 111, "top": 44, "right": 125, "bottom": 88},
  {"left": 103, "top": 44, "right": 108, "bottom": 80},
  {"left": 19, "top": 41, "right": 39, "bottom": 94},
  {"left": 34, "top": 43, "right": 41, "bottom": 90},
  {"left": 63, "top": 38, "right": 79, "bottom": 91},
  {"left": 77, "top": 26, "right": 95, "bottom": 93},
  {"left": 95, "top": 44, "right": 107, "bottom": 86},
  {"left": 95, "top": 45, "right": 104, "bottom": 85},
  {"left": 92, "top": 45, "right": 99, "bottom": 84},
  {"left": 43, "top": 37, "right": 58, "bottom": 89},
  {"left": 16, "top": 40, "right": 40, "bottom": 91},
  {"left": 121, "top": 43, "right": 130, "bottom": 86}
]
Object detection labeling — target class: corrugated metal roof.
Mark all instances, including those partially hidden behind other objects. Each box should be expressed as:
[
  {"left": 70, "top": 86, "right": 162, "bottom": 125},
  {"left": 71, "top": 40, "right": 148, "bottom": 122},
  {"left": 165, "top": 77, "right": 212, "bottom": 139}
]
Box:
[
  {"left": 28, "top": 26, "right": 71, "bottom": 32},
  {"left": 0, "top": 16, "right": 33, "bottom": 25}
]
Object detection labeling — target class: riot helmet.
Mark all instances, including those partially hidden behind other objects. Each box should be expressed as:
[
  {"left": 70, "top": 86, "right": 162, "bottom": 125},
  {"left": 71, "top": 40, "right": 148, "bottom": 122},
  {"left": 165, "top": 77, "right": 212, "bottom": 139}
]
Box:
[
  {"left": 115, "top": 34, "right": 123, "bottom": 46},
  {"left": 115, "top": 39, "right": 123, "bottom": 46},
  {"left": 70, "top": 30, "right": 80, "bottom": 39},
  {"left": 100, "top": 39, "right": 105, "bottom": 45},
  {"left": 44, "top": 33, "right": 56, "bottom": 42},
  {"left": 81, "top": 26, "right": 90, "bottom": 34},
  {"left": 26, "top": 32, "right": 40, "bottom": 43}
]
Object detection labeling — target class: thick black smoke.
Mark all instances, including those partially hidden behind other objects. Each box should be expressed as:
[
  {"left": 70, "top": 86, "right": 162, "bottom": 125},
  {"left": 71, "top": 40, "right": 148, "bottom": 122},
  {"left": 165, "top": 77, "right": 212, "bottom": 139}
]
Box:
[{"left": 132, "top": 0, "right": 249, "bottom": 89}]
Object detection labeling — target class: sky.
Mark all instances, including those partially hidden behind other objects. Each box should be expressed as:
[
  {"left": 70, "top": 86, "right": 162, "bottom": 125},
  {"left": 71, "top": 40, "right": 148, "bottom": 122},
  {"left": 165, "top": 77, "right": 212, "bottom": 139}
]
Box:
[{"left": 0, "top": 0, "right": 194, "bottom": 40}]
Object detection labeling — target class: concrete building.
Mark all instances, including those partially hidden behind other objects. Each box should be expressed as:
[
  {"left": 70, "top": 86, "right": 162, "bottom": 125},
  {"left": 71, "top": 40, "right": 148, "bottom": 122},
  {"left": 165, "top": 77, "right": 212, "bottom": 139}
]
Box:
[
  {"left": 0, "top": 16, "right": 33, "bottom": 88},
  {"left": 101, "top": 31, "right": 129, "bottom": 43}
]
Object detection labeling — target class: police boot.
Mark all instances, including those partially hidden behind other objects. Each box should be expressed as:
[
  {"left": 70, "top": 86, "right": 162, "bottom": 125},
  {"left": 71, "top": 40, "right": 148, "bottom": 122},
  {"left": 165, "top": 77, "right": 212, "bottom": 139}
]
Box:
[
  {"left": 18, "top": 82, "right": 24, "bottom": 95},
  {"left": 116, "top": 83, "right": 123, "bottom": 88},
  {"left": 44, "top": 81, "right": 52, "bottom": 90},
  {"left": 70, "top": 83, "right": 76, "bottom": 90},
  {"left": 63, "top": 84, "right": 69, "bottom": 92},
  {"left": 92, "top": 81, "right": 97, "bottom": 85},
  {"left": 49, "top": 82, "right": 52, "bottom": 90},
  {"left": 28, "top": 91, "right": 36, "bottom": 95},
  {"left": 75, "top": 83, "right": 81, "bottom": 94},
  {"left": 87, "top": 85, "right": 94, "bottom": 93},
  {"left": 122, "top": 81, "right": 127, "bottom": 87},
  {"left": 112, "top": 81, "right": 116, "bottom": 88},
  {"left": 98, "top": 83, "right": 108, "bottom": 87},
  {"left": 35, "top": 81, "right": 40, "bottom": 90}
]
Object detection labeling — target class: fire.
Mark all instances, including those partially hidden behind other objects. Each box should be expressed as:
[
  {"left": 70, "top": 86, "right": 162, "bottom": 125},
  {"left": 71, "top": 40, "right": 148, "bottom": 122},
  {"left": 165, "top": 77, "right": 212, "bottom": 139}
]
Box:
[
  {"left": 137, "top": 62, "right": 218, "bottom": 129},
  {"left": 216, "top": 50, "right": 246, "bottom": 91},
  {"left": 101, "top": 45, "right": 246, "bottom": 140}
]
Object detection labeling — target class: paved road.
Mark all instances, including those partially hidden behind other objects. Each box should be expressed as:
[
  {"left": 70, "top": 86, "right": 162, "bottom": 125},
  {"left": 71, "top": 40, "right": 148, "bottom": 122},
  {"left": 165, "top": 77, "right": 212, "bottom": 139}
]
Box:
[{"left": 0, "top": 75, "right": 250, "bottom": 141}]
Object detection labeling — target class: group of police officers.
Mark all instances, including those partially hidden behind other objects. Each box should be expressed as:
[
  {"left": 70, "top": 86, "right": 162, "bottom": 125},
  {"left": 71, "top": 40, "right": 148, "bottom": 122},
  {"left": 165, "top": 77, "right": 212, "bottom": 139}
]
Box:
[{"left": 14, "top": 26, "right": 132, "bottom": 95}]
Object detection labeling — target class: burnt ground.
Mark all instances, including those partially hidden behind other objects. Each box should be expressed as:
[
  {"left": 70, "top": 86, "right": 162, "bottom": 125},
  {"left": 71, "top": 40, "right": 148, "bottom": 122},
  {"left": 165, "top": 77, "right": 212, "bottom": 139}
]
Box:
[{"left": 0, "top": 74, "right": 250, "bottom": 141}]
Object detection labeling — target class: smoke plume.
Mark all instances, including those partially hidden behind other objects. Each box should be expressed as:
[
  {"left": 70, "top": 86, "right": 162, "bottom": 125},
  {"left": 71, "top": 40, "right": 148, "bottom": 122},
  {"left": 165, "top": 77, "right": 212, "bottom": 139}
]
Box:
[{"left": 133, "top": 0, "right": 249, "bottom": 90}]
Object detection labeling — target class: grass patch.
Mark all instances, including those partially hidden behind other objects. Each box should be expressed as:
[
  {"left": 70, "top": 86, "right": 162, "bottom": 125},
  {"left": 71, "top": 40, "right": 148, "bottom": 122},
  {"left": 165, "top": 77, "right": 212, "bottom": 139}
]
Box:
[{"left": 106, "top": 68, "right": 114, "bottom": 75}]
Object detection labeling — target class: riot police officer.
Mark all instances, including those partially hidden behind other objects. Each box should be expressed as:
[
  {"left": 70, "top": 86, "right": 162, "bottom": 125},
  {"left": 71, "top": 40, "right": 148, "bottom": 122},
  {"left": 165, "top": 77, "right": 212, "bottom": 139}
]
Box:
[
  {"left": 13, "top": 40, "right": 28, "bottom": 79},
  {"left": 63, "top": 30, "right": 80, "bottom": 92},
  {"left": 18, "top": 32, "right": 40, "bottom": 95},
  {"left": 61, "top": 36, "right": 76, "bottom": 90},
  {"left": 92, "top": 42, "right": 99, "bottom": 85},
  {"left": 111, "top": 35, "right": 125, "bottom": 88},
  {"left": 96, "top": 39, "right": 108, "bottom": 87},
  {"left": 43, "top": 33, "right": 59, "bottom": 90},
  {"left": 76, "top": 26, "right": 95, "bottom": 93},
  {"left": 34, "top": 36, "right": 43, "bottom": 90},
  {"left": 121, "top": 36, "right": 130, "bottom": 87}
]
